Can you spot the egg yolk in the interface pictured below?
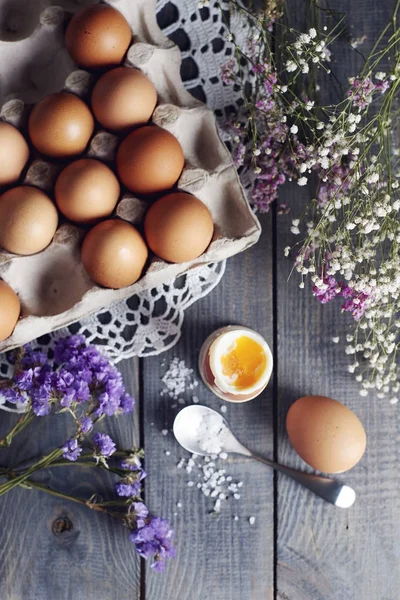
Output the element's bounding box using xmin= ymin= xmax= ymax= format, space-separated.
xmin=220 ymin=336 xmax=267 ymax=390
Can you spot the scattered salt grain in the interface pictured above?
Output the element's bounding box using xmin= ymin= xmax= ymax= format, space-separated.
xmin=177 ymin=502 xmax=182 ymax=508
xmin=161 ymin=357 xmax=196 ymax=401
xmin=162 ymin=429 xmax=168 ymax=436
xmin=178 ymin=398 xmax=185 ymax=405
xmin=175 ymin=453 xmax=245 ymax=516
xmin=234 ymin=515 xmax=239 ymax=521
xmin=192 ymin=395 xmax=199 ymax=404
xmin=220 ymin=405 xmax=227 ymax=413
xmin=249 ymin=517 xmax=256 ymax=525
xmin=165 ymin=451 xmax=171 ymax=456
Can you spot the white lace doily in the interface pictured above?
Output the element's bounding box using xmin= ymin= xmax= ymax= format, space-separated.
xmin=0 ymin=0 xmax=251 ymax=380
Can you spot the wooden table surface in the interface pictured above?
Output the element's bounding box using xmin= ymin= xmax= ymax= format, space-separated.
xmin=1 ymin=1 xmax=400 ymax=599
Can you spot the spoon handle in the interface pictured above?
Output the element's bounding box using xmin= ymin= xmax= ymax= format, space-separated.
xmin=250 ymin=453 xmax=356 ymax=508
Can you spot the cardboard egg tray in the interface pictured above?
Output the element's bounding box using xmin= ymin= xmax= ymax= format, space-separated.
xmin=0 ymin=0 xmax=261 ymax=353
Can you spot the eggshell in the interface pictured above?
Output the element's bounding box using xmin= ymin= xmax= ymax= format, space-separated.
xmin=116 ymin=126 xmax=184 ymax=195
xmin=91 ymin=67 xmax=157 ymax=132
xmin=55 ymin=158 xmax=120 ymax=224
xmin=81 ymin=219 xmax=148 ymax=289
xmin=286 ymin=395 xmax=367 ymax=473
xmin=65 ymin=4 xmax=132 ymax=69
xmin=0 ymin=280 xmax=20 ymax=342
xmin=28 ymin=92 xmax=94 ymax=158
xmin=144 ymin=192 xmax=214 ymax=262
xmin=0 ymin=186 xmax=58 ymax=255
xmin=0 ymin=122 xmax=29 ymax=186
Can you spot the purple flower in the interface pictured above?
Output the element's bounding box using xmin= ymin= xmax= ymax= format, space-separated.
xmin=220 ymin=58 xmax=236 ymax=85
xmin=80 ymin=416 xmax=93 ymax=434
xmin=3 ymin=388 xmax=25 ymax=404
xmin=62 ymin=438 xmax=82 ymax=461
xmin=312 ymin=275 xmax=341 ymax=304
xmin=21 ymin=348 xmax=47 ymax=369
xmin=130 ymin=515 xmax=175 ymax=571
xmin=115 ymin=481 xmax=141 ymax=497
xmin=120 ymin=393 xmax=134 ymax=413
xmin=340 ymin=286 xmax=372 ymax=320
xmin=54 ymin=335 xmax=87 ymax=364
xmin=93 ymin=432 xmax=116 ymax=457
xmin=133 ymin=502 xmax=149 ymax=518
xmin=347 ymin=77 xmax=375 ymax=109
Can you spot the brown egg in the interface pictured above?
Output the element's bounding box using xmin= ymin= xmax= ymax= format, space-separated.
xmin=81 ymin=219 xmax=148 ymax=289
xmin=28 ymin=93 xmax=94 ymax=158
xmin=286 ymin=395 xmax=367 ymax=473
xmin=0 ymin=280 xmax=20 ymax=341
xmin=55 ymin=159 xmax=120 ymax=224
xmin=65 ymin=4 xmax=132 ymax=69
xmin=0 ymin=186 xmax=58 ymax=255
xmin=144 ymin=192 xmax=214 ymax=263
xmin=116 ymin=126 xmax=184 ymax=195
xmin=0 ymin=122 xmax=29 ymax=186
xmin=92 ymin=67 xmax=157 ymax=132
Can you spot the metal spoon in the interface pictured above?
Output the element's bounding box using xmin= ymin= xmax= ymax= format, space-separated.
xmin=173 ymin=405 xmax=356 ymax=509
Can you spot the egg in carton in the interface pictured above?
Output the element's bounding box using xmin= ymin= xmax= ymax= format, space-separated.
xmin=0 ymin=0 xmax=261 ymax=353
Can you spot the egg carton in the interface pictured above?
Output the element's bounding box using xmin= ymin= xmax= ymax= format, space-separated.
xmin=0 ymin=0 xmax=261 ymax=353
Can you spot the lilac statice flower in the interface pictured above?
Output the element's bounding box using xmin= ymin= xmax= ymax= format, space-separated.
xmin=130 ymin=516 xmax=175 ymax=572
xmin=62 ymin=438 xmax=82 ymax=462
xmin=132 ymin=502 xmax=149 ymax=528
xmin=80 ymin=416 xmax=93 ymax=434
xmin=120 ymin=456 xmax=142 ymax=472
xmin=52 ymin=336 xmax=135 ymax=417
xmin=93 ymin=432 xmax=116 ymax=457
xmin=115 ymin=481 xmax=141 ymax=498
xmin=2 ymin=388 xmax=25 ymax=404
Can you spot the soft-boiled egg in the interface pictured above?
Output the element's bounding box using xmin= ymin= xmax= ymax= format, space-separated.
xmin=209 ymin=329 xmax=273 ymax=396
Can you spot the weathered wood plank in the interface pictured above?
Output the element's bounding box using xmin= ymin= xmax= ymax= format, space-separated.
xmin=142 ymin=214 xmax=275 ymax=600
xmin=276 ymin=2 xmax=400 ymax=598
xmin=0 ymin=359 xmax=141 ymax=600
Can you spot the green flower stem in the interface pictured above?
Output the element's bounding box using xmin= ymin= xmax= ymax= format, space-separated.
xmin=19 ymin=479 xmax=125 ymax=518
xmin=0 ymin=448 xmax=63 ymax=497
xmin=0 ymin=410 xmax=34 ymax=448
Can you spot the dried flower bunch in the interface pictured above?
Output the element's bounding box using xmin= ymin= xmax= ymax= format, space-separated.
xmin=218 ymin=0 xmax=400 ymax=400
xmin=0 ymin=336 xmax=175 ymax=572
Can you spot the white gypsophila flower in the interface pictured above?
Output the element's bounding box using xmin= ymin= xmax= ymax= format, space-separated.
xmin=291 ymin=226 xmax=300 ymax=235
xmin=253 ymin=149 xmax=261 ymax=156
xmin=332 ymin=337 xmax=340 ymax=343
xmin=253 ymin=167 xmax=261 ymax=174
xmin=286 ymin=60 xmax=297 ymax=72
xmin=284 ymin=246 xmax=290 ymax=257
xmin=299 ymin=282 xmax=305 ymax=289
xmin=375 ymin=71 xmax=386 ymax=80
xmin=298 ymin=176 xmax=308 ymax=186
xmin=367 ymin=172 xmax=380 ymax=184
xmin=309 ymin=28 xmax=317 ymax=39
xmin=359 ymin=389 xmax=368 ymax=397
xmin=290 ymin=124 xmax=299 ymax=134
